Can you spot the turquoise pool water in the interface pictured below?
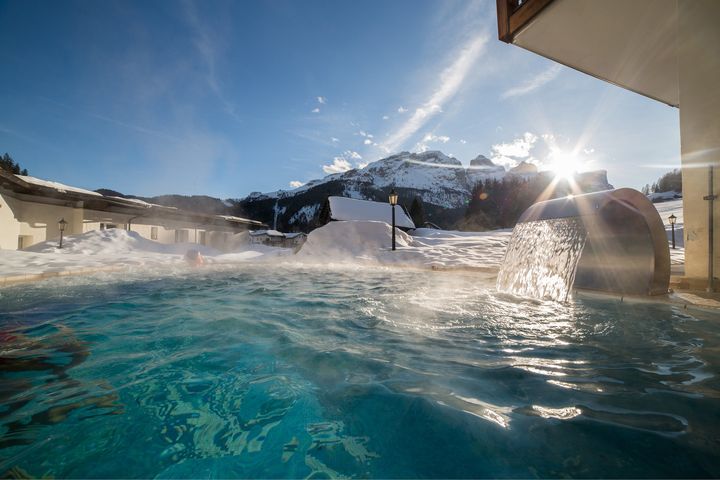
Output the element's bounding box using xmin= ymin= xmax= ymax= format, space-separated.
xmin=1 ymin=266 xmax=719 ymax=478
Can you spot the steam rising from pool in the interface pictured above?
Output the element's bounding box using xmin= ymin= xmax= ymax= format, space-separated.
xmin=496 ymin=217 xmax=587 ymax=302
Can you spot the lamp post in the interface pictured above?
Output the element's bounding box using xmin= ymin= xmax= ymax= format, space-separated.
xmin=389 ymin=188 xmax=398 ymax=251
xmin=58 ymin=218 xmax=68 ymax=249
xmin=668 ymin=214 xmax=677 ymax=249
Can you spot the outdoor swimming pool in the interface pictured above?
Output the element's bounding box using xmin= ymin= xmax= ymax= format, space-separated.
xmin=1 ymin=265 xmax=719 ymax=478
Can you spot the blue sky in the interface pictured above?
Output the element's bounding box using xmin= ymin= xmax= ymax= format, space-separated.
xmin=0 ymin=0 xmax=680 ymax=198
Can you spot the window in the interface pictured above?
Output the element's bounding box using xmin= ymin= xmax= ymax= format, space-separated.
xmin=151 ymin=226 xmax=158 ymax=240
xmin=198 ymin=231 xmax=206 ymax=245
xmin=175 ymin=230 xmax=188 ymax=243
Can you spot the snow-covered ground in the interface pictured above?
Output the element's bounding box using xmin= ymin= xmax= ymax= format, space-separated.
xmin=0 ymin=222 xmax=511 ymax=284
xmin=296 ymin=221 xmax=511 ymax=271
xmin=0 ymin=229 xmax=291 ymax=282
xmin=655 ymin=199 xmax=684 ymax=267
xmin=0 ymin=198 xmax=685 ymax=285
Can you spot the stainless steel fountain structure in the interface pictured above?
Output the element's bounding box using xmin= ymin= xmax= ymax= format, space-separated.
xmin=512 ymin=188 xmax=670 ymax=296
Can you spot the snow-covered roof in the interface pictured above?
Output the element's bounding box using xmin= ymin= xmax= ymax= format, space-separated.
xmin=328 ymin=196 xmax=415 ymax=229
xmin=17 ymin=175 xmax=103 ymax=197
xmin=250 ymin=229 xmax=286 ymax=237
xmin=108 ymin=196 xmax=152 ymax=207
xmin=249 ymin=229 xmax=305 ymax=238
xmin=284 ymin=232 xmax=306 ymax=239
xmin=218 ymin=214 xmax=263 ymax=225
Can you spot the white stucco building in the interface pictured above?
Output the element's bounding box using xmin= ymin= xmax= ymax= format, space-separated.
xmin=0 ymin=169 xmax=265 ymax=251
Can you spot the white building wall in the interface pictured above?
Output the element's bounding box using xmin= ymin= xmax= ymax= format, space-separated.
xmin=1 ymin=193 xmax=83 ymax=249
xmin=0 ymin=194 xmax=21 ymax=250
xmin=1 ymin=191 xmax=253 ymax=251
xmin=678 ymin=0 xmax=720 ymax=289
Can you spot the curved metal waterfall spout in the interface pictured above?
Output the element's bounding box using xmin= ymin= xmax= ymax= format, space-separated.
xmin=514 ymin=188 xmax=670 ymax=296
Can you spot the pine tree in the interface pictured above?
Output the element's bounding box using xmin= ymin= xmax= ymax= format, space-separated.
xmin=317 ymin=198 xmax=332 ymax=227
xmin=0 ymin=153 xmax=29 ymax=175
xmin=657 ymin=169 xmax=682 ymax=193
xmin=409 ymin=196 xmax=425 ymax=227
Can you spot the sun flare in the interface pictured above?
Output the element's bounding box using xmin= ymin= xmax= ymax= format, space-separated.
xmin=549 ymin=150 xmax=581 ymax=181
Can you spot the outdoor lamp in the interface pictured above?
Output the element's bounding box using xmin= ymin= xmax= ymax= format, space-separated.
xmin=389 ymin=189 xmax=398 ymax=251
xmin=389 ymin=189 xmax=398 ymax=206
xmin=58 ymin=218 xmax=68 ymax=249
xmin=668 ymin=214 xmax=677 ymax=249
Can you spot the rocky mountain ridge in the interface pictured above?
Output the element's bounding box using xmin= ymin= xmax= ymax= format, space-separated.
xmin=237 ymin=150 xmax=613 ymax=231
xmin=100 ymin=150 xmax=613 ymax=231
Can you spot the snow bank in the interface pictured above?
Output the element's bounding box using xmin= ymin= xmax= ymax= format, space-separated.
xmin=0 ymin=228 xmax=293 ymax=284
xmin=297 ymin=221 xmax=413 ymax=261
xmin=25 ymin=229 xmax=221 ymax=256
xmin=652 ymin=199 xmax=684 ymax=265
xmin=296 ymin=220 xmax=510 ymax=271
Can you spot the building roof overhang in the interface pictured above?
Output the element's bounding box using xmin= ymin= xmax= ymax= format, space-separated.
xmin=497 ymin=0 xmax=679 ymax=107
xmin=0 ymin=169 xmax=267 ymax=231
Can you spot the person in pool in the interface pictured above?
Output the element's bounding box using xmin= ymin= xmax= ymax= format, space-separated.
xmin=184 ymin=249 xmax=204 ymax=266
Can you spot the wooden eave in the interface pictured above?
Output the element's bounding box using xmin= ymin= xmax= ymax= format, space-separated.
xmin=497 ymin=0 xmax=556 ymax=43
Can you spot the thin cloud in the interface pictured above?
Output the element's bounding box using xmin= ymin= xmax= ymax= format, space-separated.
xmin=40 ymin=96 xmax=182 ymax=143
xmin=317 ymin=96 xmax=327 ymax=104
xmin=89 ymin=112 xmax=183 ymax=143
xmin=397 ymin=106 xmax=408 ymax=113
xmin=311 ymin=107 xmax=320 ymax=113
xmin=0 ymin=125 xmax=43 ymax=144
xmin=501 ymin=64 xmax=562 ymax=99
xmin=382 ymin=33 xmax=489 ymax=154
xmin=182 ymin=0 xmax=240 ymax=121
xmin=289 ymin=180 xmax=304 ymax=188
xmin=382 ymin=115 xmax=390 ymax=120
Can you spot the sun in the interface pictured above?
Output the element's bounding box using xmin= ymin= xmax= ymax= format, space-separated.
xmin=548 ymin=150 xmax=581 ymax=181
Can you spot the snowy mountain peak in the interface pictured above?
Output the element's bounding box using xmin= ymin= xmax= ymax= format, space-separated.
xmin=470 ymin=155 xmax=505 ymax=170
xmin=469 ymin=154 xmax=497 ymax=168
xmin=241 ymin=151 xmax=613 ymax=226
